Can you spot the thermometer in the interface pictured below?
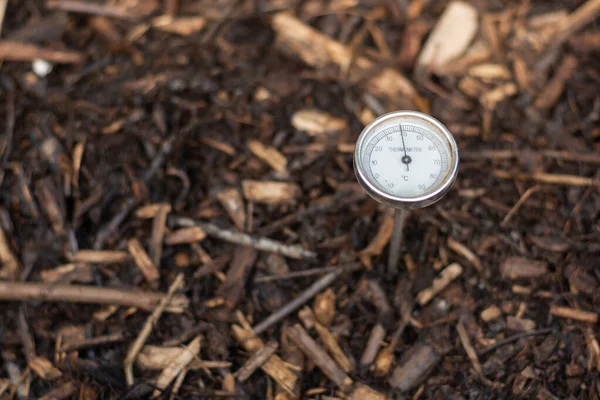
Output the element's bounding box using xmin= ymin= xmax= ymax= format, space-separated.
xmin=354 ymin=111 xmax=459 ymax=273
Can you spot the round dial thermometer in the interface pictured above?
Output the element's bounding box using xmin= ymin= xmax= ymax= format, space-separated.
xmin=354 ymin=111 xmax=459 ymax=209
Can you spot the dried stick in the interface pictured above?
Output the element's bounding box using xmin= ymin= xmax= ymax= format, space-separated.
xmin=124 ymin=273 xmax=184 ymax=386
xmin=235 ymin=341 xmax=279 ymax=382
xmin=0 ymin=40 xmax=83 ymax=63
xmin=500 ymin=185 xmax=541 ymax=227
xmin=59 ymin=331 xmax=125 ymax=353
xmin=0 ymin=281 xmax=188 ymax=313
xmin=550 ymin=305 xmax=598 ymax=324
xmin=477 ymin=328 xmax=554 ymax=356
xmin=170 ymin=216 xmax=316 ymax=259
xmin=46 ymin=0 xmax=139 ymax=20
xmin=94 ymin=136 xmax=176 ymax=249
xmin=456 ymin=320 xmax=482 ymax=375
xmin=493 ymin=170 xmax=597 ymax=186
xmin=253 ymin=270 xmax=343 ymax=335
xmin=360 ymin=323 xmax=385 ymax=368
xmin=254 ymin=263 xmax=361 ymax=283
xmin=257 ymin=190 xmax=363 ymax=236
xmin=286 ymin=324 xmax=353 ymax=393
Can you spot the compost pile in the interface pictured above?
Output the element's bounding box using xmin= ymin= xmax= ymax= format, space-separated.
xmin=0 ymin=0 xmax=599 ymax=398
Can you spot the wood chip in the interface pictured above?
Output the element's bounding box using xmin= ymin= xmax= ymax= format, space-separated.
xmin=389 ymin=343 xmax=441 ymax=391
xmin=506 ymin=316 xmax=536 ymax=332
xmin=314 ymin=321 xmax=353 ymax=373
xmin=447 ymin=237 xmax=482 ymax=272
xmin=0 ymin=226 xmax=21 ymax=280
xmin=500 ymin=257 xmax=548 ymax=280
xmin=359 ymin=210 xmax=394 ymax=269
xmin=291 ymin=109 xmax=348 ymax=136
xmin=313 ymin=288 xmax=336 ymax=327
xmin=286 ymin=324 xmax=353 ymax=393
xmin=533 ymin=55 xmax=578 ymax=110
xmin=136 ymin=203 xmax=169 ymax=219
xmin=232 ymin=322 xmax=297 ymax=395
xmin=248 ymin=140 xmax=287 ymax=173
xmin=0 ymin=40 xmax=84 ymax=63
xmin=235 ymin=340 xmax=279 ymax=382
xmin=271 ymin=12 xmax=419 ymax=109
xmin=165 ymin=227 xmax=207 ymax=245
xmin=153 ymin=336 xmax=201 ymax=397
xmin=128 ymin=238 xmax=159 ymax=282
xmin=40 ymin=263 xmax=93 ymax=284
xmin=28 ymin=356 xmax=62 ymax=381
xmin=348 ymin=384 xmax=386 ymax=400
xmin=242 ymin=180 xmax=301 ymax=205
xmin=150 ymin=203 xmax=170 ymax=267
xmin=70 ymin=250 xmax=130 ymax=264
xmin=480 ymin=83 xmax=518 ymax=108
xmin=416 ymin=263 xmax=463 ymax=305
xmin=468 ymin=63 xmax=512 ymax=80
xmin=216 ymin=188 xmax=246 ymax=231
xmin=480 ymin=305 xmax=502 ymax=322
xmin=416 ymin=1 xmax=479 ymax=72
xmin=151 ymin=15 xmax=206 ymax=36
xmin=550 ymin=305 xmax=598 ymax=324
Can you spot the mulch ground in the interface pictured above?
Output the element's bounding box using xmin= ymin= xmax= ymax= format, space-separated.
xmin=1 ymin=0 xmax=600 ymax=399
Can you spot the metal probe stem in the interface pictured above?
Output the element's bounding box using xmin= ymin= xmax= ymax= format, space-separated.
xmin=388 ymin=208 xmax=408 ymax=275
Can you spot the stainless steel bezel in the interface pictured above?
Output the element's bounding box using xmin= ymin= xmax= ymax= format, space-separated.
xmin=353 ymin=110 xmax=459 ymax=210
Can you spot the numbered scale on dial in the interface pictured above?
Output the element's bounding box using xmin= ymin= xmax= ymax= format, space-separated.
xmin=354 ymin=111 xmax=459 ymax=210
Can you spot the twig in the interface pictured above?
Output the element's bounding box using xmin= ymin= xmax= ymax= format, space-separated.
xmin=58 ymin=331 xmax=125 ymax=353
xmin=124 ymin=273 xmax=185 ymax=386
xmin=286 ymin=324 xmax=353 ymax=393
xmin=235 ymin=341 xmax=279 ymax=382
xmin=252 ymin=270 xmax=344 ymax=335
xmin=500 ymin=185 xmax=541 ymax=227
xmin=459 ymin=149 xmax=600 ymax=164
xmin=0 ymin=40 xmax=84 ymax=63
xmin=0 ymin=281 xmax=188 ymax=312
xmin=477 ymin=328 xmax=553 ymax=357
xmin=153 ymin=336 xmax=200 ymax=397
xmin=45 ymin=0 xmax=139 ymax=20
xmin=170 ymin=216 xmax=316 ymax=259
xmin=550 ymin=305 xmax=598 ymax=324
xmin=257 ymin=190 xmax=363 ymax=236
xmin=254 ymin=263 xmax=361 ymax=283
xmin=416 ymin=263 xmax=463 ymax=305
xmin=94 ymin=136 xmax=176 ymax=249
xmin=493 ymin=170 xmax=597 ymax=186
xmin=456 ymin=320 xmax=482 ymax=375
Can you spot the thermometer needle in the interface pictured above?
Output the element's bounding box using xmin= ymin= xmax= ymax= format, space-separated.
xmin=399 ymin=124 xmax=411 ymax=171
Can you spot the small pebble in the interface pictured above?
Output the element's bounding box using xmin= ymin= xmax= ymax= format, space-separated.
xmin=32 ymin=59 xmax=53 ymax=77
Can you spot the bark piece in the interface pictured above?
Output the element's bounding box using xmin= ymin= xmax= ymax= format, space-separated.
xmin=480 ymin=305 xmax=502 ymax=322
xmin=28 ymin=356 xmax=62 ymax=380
xmin=506 ymin=316 xmax=536 ymax=332
xmin=220 ymin=247 xmax=257 ymax=309
xmin=389 ymin=343 xmax=441 ymax=391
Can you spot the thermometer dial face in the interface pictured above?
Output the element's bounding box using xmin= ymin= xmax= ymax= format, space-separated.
xmin=354 ymin=111 xmax=459 ymax=210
